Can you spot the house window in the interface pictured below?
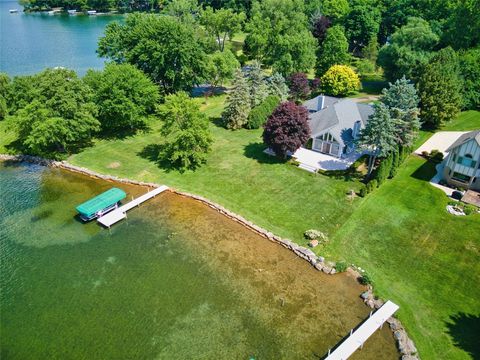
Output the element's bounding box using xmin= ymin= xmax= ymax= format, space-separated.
xmin=457 ymin=155 xmax=477 ymax=168
xmin=331 ymin=143 xmax=340 ymax=155
xmin=452 ymin=172 xmax=471 ymax=183
xmin=452 ymin=153 xmax=456 ymax=162
xmin=353 ymin=121 xmax=361 ymax=138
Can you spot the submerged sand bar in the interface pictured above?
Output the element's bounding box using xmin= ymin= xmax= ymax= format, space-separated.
xmin=98 ymin=185 xmax=169 ymax=227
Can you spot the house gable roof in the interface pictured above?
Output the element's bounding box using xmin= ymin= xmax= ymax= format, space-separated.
xmin=446 ymin=129 xmax=480 ymax=152
xmin=305 ymin=96 xmax=374 ymax=148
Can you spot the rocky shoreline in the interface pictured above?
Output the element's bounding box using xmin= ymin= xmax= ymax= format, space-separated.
xmin=0 ymin=153 xmax=419 ymax=359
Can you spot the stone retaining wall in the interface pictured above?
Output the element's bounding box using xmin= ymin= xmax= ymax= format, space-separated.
xmin=0 ymin=153 xmax=419 ymax=359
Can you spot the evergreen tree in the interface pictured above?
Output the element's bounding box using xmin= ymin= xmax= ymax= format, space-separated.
xmin=222 ymin=70 xmax=251 ymax=129
xmin=316 ymin=25 xmax=350 ymax=77
xmin=418 ymin=47 xmax=462 ymax=129
xmin=356 ymin=103 xmax=397 ymax=176
xmin=266 ymin=73 xmax=289 ymax=101
xmin=247 ymin=61 xmax=269 ymax=107
xmin=381 ymin=76 xmax=421 ymax=147
xmin=389 ymin=147 xmax=400 ymax=178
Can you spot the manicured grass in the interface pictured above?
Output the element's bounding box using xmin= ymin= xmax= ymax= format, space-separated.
xmin=69 ymin=96 xmax=364 ymax=244
xmin=328 ymin=156 xmax=480 ymax=359
xmin=443 ymin=110 xmax=480 ymax=131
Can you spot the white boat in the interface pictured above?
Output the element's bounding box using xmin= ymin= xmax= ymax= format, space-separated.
xmin=87 ymin=10 xmax=97 ymax=15
xmin=9 ymin=9 xmax=18 ymax=13
xmin=67 ymin=9 xmax=77 ymax=15
xmin=47 ymin=10 xmax=55 ymax=15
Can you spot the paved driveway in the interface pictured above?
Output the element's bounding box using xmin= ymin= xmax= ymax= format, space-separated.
xmin=415 ymin=131 xmax=468 ymax=155
xmin=292 ymin=147 xmax=362 ymax=171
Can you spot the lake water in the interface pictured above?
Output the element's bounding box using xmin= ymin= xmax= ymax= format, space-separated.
xmin=0 ymin=161 xmax=399 ymax=359
xmin=0 ymin=0 xmax=122 ymax=75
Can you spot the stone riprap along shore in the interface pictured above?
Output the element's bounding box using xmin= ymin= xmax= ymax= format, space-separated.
xmin=0 ymin=153 xmax=419 ymax=359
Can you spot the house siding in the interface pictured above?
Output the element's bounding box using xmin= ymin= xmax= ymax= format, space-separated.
xmin=443 ymin=138 xmax=480 ymax=190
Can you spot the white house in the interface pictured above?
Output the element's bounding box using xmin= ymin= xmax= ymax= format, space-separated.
xmin=303 ymin=95 xmax=373 ymax=158
xmin=443 ymin=129 xmax=480 ymax=191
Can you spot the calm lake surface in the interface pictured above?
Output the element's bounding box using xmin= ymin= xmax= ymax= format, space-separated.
xmin=0 ymin=162 xmax=399 ymax=359
xmin=0 ymin=0 xmax=122 ymax=75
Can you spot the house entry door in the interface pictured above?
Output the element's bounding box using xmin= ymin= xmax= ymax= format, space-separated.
xmin=322 ymin=142 xmax=331 ymax=154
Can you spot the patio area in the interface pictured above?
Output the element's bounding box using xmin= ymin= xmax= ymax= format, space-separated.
xmin=292 ymin=147 xmax=362 ymax=172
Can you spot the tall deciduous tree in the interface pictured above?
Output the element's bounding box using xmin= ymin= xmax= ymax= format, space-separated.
xmin=377 ymin=17 xmax=439 ymax=82
xmin=200 ymin=6 xmax=245 ymax=52
xmin=311 ymin=14 xmax=332 ymax=46
xmin=320 ymin=0 xmax=349 ymax=23
xmin=98 ymin=14 xmax=208 ymax=94
xmin=222 ymin=70 xmax=251 ymax=129
xmin=442 ymin=0 xmax=480 ymax=50
xmin=263 ymin=101 xmax=310 ymax=158
xmin=381 ymin=76 xmax=421 ymax=147
xmin=459 ymin=48 xmax=480 ymax=110
xmin=344 ymin=0 xmax=381 ymax=54
xmin=244 ymin=0 xmax=317 ymax=75
xmin=8 ymin=68 xmax=100 ymax=157
xmin=321 ymin=65 xmax=360 ymax=96
xmin=157 ymin=92 xmax=212 ymax=171
xmin=418 ymin=47 xmax=462 ymax=129
xmin=315 ymin=25 xmax=350 ymax=77
xmin=84 ymin=63 xmax=159 ymax=135
xmin=205 ymin=50 xmax=240 ymax=90
xmin=164 ymin=0 xmax=199 ymax=23
xmin=356 ymin=103 xmax=397 ymax=176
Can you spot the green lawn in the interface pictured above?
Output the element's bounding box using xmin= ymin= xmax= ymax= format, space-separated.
xmin=443 ymin=110 xmax=480 ymax=131
xmin=328 ymin=156 xmax=480 ymax=359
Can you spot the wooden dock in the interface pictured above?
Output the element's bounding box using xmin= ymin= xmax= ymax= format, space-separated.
xmin=325 ymin=300 xmax=399 ymax=360
xmin=97 ymin=185 xmax=169 ymax=227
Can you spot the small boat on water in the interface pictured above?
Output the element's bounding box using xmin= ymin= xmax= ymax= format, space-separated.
xmin=9 ymin=9 xmax=18 ymax=13
xmin=87 ymin=10 xmax=97 ymax=15
xmin=76 ymin=187 xmax=126 ymax=222
xmin=47 ymin=10 xmax=55 ymax=15
xmin=67 ymin=9 xmax=77 ymax=15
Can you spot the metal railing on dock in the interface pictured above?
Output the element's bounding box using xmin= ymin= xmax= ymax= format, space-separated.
xmin=97 ymin=185 xmax=169 ymax=228
xmin=325 ymin=300 xmax=399 ymax=360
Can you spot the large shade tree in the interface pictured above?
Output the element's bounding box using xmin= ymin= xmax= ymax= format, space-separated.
xmin=377 ymin=17 xmax=439 ymax=82
xmin=458 ymin=48 xmax=480 ymax=110
xmin=262 ymin=101 xmax=310 ymax=158
xmin=157 ymin=92 xmax=213 ymax=171
xmin=418 ymin=47 xmax=462 ymax=129
xmin=321 ymin=65 xmax=360 ymax=96
xmin=244 ymin=0 xmax=317 ymax=75
xmin=8 ymin=68 xmax=100 ymax=157
xmin=200 ymin=6 xmax=246 ymax=52
xmin=344 ymin=0 xmax=381 ymax=53
xmin=84 ymin=63 xmax=159 ymax=135
xmin=98 ymin=14 xmax=208 ymax=94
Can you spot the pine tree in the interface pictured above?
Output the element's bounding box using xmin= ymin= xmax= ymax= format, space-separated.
xmin=222 ymin=70 xmax=251 ymax=129
xmin=381 ymin=76 xmax=421 ymax=147
xmin=389 ymin=147 xmax=399 ymax=178
xmin=418 ymin=47 xmax=462 ymax=129
xmin=356 ymin=103 xmax=397 ymax=176
xmin=247 ymin=61 xmax=269 ymax=107
xmin=316 ymin=25 xmax=350 ymax=77
xmin=266 ymin=72 xmax=289 ymax=101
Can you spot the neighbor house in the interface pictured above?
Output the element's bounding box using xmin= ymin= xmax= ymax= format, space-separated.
xmin=443 ymin=129 xmax=480 ymax=190
xmin=303 ymin=95 xmax=373 ymax=158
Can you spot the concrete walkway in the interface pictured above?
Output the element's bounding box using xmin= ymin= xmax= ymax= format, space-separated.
xmin=292 ymin=148 xmax=362 ymax=171
xmin=415 ymin=131 xmax=468 ymax=155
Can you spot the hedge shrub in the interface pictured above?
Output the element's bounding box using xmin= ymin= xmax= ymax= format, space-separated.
xmin=245 ymin=95 xmax=280 ymax=129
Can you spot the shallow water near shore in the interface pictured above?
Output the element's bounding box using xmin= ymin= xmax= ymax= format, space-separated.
xmin=0 ymin=162 xmax=398 ymax=359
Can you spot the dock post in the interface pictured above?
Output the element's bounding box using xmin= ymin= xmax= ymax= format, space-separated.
xmin=360 ymin=342 xmax=364 ymax=350
xmin=350 ymin=329 xmax=353 ymax=336
xmin=328 ymin=349 xmax=331 ymax=356
xmin=369 ymin=311 xmax=372 ymax=318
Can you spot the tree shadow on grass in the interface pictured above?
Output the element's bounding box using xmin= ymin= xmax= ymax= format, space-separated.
xmin=99 ymin=122 xmax=152 ymax=140
xmin=410 ymin=159 xmax=437 ymax=181
xmin=446 ymin=313 xmax=480 ymax=359
xmin=211 ymin=117 xmax=225 ymax=128
xmin=244 ymin=142 xmax=285 ymax=164
xmin=137 ymin=144 xmax=185 ymax=173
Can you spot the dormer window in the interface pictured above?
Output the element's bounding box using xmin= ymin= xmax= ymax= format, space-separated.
xmin=457 ymin=154 xmax=477 ymax=168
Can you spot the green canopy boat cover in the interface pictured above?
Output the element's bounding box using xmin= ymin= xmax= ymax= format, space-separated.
xmin=76 ymin=187 xmax=126 ymax=217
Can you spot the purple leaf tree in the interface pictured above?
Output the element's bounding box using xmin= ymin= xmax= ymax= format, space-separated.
xmin=263 ymin=101 xmax=311 ymax=158
xmin=288 ymin=72 xmax=311 ymax=101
